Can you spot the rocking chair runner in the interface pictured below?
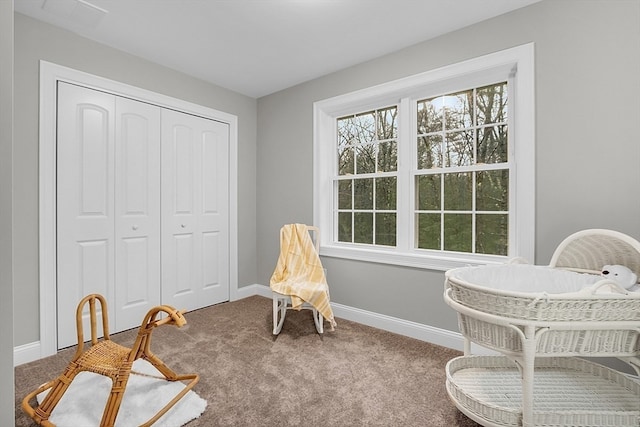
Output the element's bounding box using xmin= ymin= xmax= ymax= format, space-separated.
xmin=22 ymin=294 xmax=199 ymax=427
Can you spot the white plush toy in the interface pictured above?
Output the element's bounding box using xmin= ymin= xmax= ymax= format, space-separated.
xmin=601 ymin=265 xmax=638 ymax=290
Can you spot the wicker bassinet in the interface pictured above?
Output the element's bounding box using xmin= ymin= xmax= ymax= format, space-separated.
xmin=443 ymin=229 xmax=640 ymax=427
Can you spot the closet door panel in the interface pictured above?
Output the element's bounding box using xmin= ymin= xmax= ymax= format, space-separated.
xmin=174 ymin=125 xmax=195 ymax=214
xmin=77 ymin=241 xmax=110 ymax=296
xmin=162 ymin=109 xmax=229 ymax=310
xmin=202 ymin=231 xmax=220 ymax=288
xmin=172 ymin=234 xmax=195 ymax=296
xmin=57 ymin=82 xmax=116 ymax=348
xmin=114 ymin=97 xmax=161 ymax=330
xmin=200 ymin=129 xmax=227 ymax=291
xmin=120 ymin=237 xmax=151 ymax=300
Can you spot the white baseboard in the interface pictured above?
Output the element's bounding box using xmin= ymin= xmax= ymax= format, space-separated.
xmin=249 ymin=284 xmax=494 ymax=354
xmin=235 ymin=283 xmax=270 ymax=300
xmin=14 ymin=341 xmax=43 ymax=367
xmin=333 ymin=301 xmax=464 ymax=350
xmin=15 ymin=284 xmax=490 ymax=366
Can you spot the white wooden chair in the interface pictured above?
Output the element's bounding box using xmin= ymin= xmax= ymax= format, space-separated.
xmin=272 ymin=225 xmax=328 ymax=335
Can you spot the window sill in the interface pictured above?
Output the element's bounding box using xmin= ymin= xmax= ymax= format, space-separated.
xmin=319 ymin=244 xmax=510 ymax=272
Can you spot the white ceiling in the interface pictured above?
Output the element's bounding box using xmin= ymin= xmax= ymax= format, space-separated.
xmin=15 ymin=0 xmax=541 ymax=98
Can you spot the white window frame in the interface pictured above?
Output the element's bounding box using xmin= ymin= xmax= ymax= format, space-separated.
xmin=313 ymin=43 xmax=535 ymax=271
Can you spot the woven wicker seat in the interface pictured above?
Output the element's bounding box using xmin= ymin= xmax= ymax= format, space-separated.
xmin=22 ymin=294 xmax=199 ymax=427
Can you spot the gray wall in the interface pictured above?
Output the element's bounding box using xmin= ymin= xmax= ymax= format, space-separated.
xmin=1 ymin=2 xmax=15 ymax=425
xmin=13 ymin=13 xmax=258 ymax=346
xmin=256 ymin=0 xmax=640 ymax=331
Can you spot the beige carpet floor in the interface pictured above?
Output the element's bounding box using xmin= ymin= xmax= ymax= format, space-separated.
xmin=15 ymin=295 xmax=480 ymax=426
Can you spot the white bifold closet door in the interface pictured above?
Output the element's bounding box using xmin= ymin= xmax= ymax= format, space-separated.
xmin=56 ymin=83 xmax=229 ymax=348
xmin=160 ymin=109 xmax=230 ymax=311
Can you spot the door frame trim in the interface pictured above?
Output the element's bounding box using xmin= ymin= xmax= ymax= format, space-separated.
xmin=39 ymin=60 xmax=239 ymax=357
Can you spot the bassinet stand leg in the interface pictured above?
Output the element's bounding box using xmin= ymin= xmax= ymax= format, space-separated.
xmin=507 ymin=323 xmax=537 ymax=427
xmin=520 ymin=325 xmax=537 ymax=427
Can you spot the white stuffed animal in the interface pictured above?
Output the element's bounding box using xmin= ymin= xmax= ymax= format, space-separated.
xmin=601 ymin=265 xmax=638 ymax=290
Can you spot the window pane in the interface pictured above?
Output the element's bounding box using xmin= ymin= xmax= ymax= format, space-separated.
xmin=417 ymin=99 xmax=442 ymax=134
xmin=476 ymin=214 xmax=508 ymax=255
xmin=416 ymin=174 xmax=441 ymax=210
xmin=444 ymin=90 xmax=473 ymax=130
xmin=353 ymin=178 xmax=373 ymax=209
xmin=338 ymin=212 xmax=352 ymax=242
xmin=445 ymin=130 xmax=473 ymax=167
xmin=444 ymin=173 xmax=472 ymax=210
xmin=354 ymin=212 xmax=373 ymax=244
xmin=417 ymin=135 xmax=443 ymax=169
xmin=338 ymin=179 xmax=352 ymax=209
xmin=377 ymin=107 xmax=397 ymax=139
xmin=443 ymin=214 xmax=472 ymax=252
xmin=338 ymin=145 xmax=354 ymax=175
xmin=476 ymin=170 xmax=509 ymax=211
xmin=377 ymin=140 xmax=397 ymax=172
xmin=416 ymin=213 xmax=441 ymax=250
xmin=477 ymin=125 xmax=508 ymax=164
xmin=477 ymin=82 xmax=507 ymax=125
xmin=355 ymin=111 xmax=376 ymax=143
xmin=355 ymin=144 xmax=376 ymax=174
xmin=375 ymin=177 xmax=396 ymax=210
xmin=337 ymin=116 xmax=357 ymax=146
xmin=375 ymin=213 xmax=396 ymax=246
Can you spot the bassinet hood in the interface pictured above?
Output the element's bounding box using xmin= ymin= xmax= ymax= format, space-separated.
xmin=549 ymin=229 xmax=640 ymax=279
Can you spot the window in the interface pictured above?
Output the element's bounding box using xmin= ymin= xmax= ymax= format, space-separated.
xmin=336 ymin=107 xmax=398 ymax=246
xmin=314 ymin=44 xmax=534 ymax=271
xmin=415 ymin=83 xmax=509 ymax=255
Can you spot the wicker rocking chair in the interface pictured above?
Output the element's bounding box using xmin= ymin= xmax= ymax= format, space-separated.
xmin=22 ymin=294 xmax=199 ymax=427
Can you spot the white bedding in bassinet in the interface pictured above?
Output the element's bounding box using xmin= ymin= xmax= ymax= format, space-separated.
xmin=451 ymin=264 xmax=608 ymax=294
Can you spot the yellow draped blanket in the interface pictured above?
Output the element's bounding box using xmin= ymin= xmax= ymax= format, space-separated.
xmin=270 ymin=224 xmax=336 ymax=330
